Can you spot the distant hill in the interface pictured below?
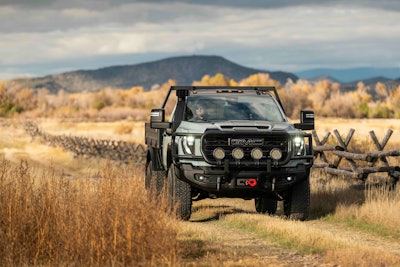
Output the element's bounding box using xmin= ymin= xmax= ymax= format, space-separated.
xmin=302 ymin=75 xmax=342 ymax=84
xmin=303 ymin=74 xmax=400 ymax=91
xmin=341 ymin=76 xmax=400 ymax=92
xmin=7 ymin=55 xmax=298 ymax=93
xmin=296 ymin=67 xmax=400 ymax=83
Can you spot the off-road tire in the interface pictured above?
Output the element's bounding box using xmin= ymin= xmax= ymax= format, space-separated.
xmin=145 ymin=160 xmax=166 ymax=196
xmin=283 ymin=177 xmax=310 ymax=221
xmin=167 ymin=164 xmax=192 ymax=220
xmin=255 ymin=195 xmax=277 ymax=215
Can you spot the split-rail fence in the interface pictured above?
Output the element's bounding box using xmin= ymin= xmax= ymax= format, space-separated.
xmin=24 ymin=122 xmax=399 ymax=187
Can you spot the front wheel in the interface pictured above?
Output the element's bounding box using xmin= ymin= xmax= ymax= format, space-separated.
xmin=283 ymin=177 xmax=310 ymax=221
xmin=255 ymin=195 xmax=277 ymax=215
xmin=167 ymin=164 xmax=192 ymax=220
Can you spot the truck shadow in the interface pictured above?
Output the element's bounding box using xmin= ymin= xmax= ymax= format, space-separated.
xmin=190 ymin=204 xmax=250 ymax=222
xmin=189 ymin=179 xmax=391 ymax=222
xmin=310 ymin=182 xmax=367 ymax=219
xmin=190 ymin=184 xmax=372 ymax=222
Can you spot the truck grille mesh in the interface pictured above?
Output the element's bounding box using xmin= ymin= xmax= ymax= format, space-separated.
xmin=201 ymin=132 xmax=290 ymax=166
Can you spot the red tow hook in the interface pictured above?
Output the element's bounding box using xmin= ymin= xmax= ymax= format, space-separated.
xmin=246 ymin=178 xmax=257 ymax=187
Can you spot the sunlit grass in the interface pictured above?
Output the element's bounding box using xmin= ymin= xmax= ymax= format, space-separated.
xmin=330 ymin=186 xmax=400 ymax=238
xmin=0 ymin=159 xmax=178 ymax=266
xmin=221 ymin=214 xmax=400 ymax=267
xmin=1 ymin=117 xmax=400 ymax=266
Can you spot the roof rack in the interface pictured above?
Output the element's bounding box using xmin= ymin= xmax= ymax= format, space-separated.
xmin=162 ymin=86 xmax=284 ymax=112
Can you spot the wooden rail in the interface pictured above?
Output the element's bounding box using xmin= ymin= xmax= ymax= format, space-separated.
xmin=24 ymin=121 xmax=146 ymax=164
xmin=312 ymin=128 xmax=400 ymax=188
xmin=24 ymin=121 xmax=400 ymax=187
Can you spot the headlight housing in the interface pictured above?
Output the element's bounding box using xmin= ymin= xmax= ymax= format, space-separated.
xmin=181 ymin=136 xmax=196 ymax=155
xmin=293 ymin=136 xmax=305 ymax=156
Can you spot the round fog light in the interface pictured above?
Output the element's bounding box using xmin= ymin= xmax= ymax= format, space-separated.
xmin=270 ymin=148 xmax=283 ymax=160
xmin=232 ymin=148 xmax=244 ymax=160
xmin=213 ymin=147 xmax=225 ymax=160
xmin=251 ymin=148 xmax=263 ymax=160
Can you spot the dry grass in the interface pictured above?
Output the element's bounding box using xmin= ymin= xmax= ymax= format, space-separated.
xmin=315 ymin=117 xmax=400 ymax=143
xmin=1 ymin=117 xmax=400 ymax=266
xmin=334 ymin=186 xmax=400 ymax=236
xmin=0 ymin=159 xmax=178 ymax=266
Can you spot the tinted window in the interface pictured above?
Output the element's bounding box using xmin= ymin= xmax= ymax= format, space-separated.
xmin=185 ymin=95 xmax=285 ymax=122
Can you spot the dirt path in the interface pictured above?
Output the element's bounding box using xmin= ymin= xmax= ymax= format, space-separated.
xmin=181 ymin=221 xmax=333 ymax=267
xmin=307 ymin=220 xmax=400 ymax=256
xmin=178 ymin=199 xmax=400 ymax=266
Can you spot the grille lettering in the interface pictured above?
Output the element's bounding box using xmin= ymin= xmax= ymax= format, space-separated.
xmin=228 ymin=138 xmax=264 ymax=146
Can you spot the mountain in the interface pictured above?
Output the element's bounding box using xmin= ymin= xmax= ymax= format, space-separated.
xmin=296 ymin=67 xmax=400 ymax=83
xmin=341 ymin=76 xmax=400 ymax=92
xmin=301 ymin=75 xmax=342 ymax=84
xmin=7 ymin=55 xmax=298 ymax=93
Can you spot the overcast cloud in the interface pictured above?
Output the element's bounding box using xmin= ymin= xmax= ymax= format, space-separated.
xmin=1 ymin=0 xmax=399 ymax=79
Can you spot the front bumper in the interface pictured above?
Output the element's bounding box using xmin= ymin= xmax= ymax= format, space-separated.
xmin=179 ymin=160 xmax=312 ymax=196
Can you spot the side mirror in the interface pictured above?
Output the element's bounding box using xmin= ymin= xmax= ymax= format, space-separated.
xmin=150 ymin=109 xmax=171 ymax=129
xmin=294 ymin=110 xmax=314 ymax=130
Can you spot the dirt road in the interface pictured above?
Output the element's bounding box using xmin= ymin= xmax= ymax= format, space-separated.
xmin=178 ymin=199 xmax=400 ymax=267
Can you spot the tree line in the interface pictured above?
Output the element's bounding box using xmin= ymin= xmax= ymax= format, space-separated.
xmin=1 ymin=73 xmax=400 ymax=120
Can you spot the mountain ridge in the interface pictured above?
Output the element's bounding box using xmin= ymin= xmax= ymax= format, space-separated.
xmin=7 ymin=55 xmax=297 ymax=93
xmin=5 ymin=55 xmax=400 ymax=94
xmin=296 ymin=67 xmax=400 ymax=83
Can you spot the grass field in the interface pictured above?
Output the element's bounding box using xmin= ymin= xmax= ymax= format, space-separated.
xmin=0 ymin=117 xmax=399 ymax=266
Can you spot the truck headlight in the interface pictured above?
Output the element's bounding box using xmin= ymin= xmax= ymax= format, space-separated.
xmin=182 ymin=136 xmax=196 ymax=154
xmin=293 ymin=136 xmax=305 ymax=156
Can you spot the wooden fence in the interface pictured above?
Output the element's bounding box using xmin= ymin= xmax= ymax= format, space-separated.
xmin=24 ymin=121 xmax=399 ymax=186
xmin=312 ymin=129 xmax=400 ymax=187
xmin=24 ymin=121 xmax=146 ymax=164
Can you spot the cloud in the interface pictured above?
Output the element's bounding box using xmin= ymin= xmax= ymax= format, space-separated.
xmin=0 ymin=1 xmax=399 ymax=79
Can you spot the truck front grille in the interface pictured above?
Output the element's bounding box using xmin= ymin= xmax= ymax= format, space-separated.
xmin=201 ymin=131 xmax=290 ymax=166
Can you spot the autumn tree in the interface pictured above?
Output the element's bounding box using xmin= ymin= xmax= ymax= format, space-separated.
xmin=279 ymin=79 xmax=313 ymax=118
xmin=387 ymin=85 xmax=400 ymax=118
xmin=375 ymin=82 xmax=388 ymax=102
xmin=239 ymin=73 xmax=281 ymax=88
xmin=14 ymin=88 xmax=37 ymax=111
xmin=193 ymin=73 xmax=236 ymax=86
xmin=354 ymin=82 xmax=372 ymax=118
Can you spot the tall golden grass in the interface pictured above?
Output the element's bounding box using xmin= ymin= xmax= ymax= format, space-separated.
xmin=0 ymin=158 xmax=177 ymax=266
xmin=1 ymin=118 xmax=400 ymax=266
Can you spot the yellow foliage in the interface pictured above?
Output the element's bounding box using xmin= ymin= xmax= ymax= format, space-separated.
xmin=193 ymin=73 xmax=233 ymax=86
xmin=239 ymin=73 xmax=281 ymax=88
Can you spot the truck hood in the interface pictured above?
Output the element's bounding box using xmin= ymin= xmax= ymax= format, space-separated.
xmin=177 ymin=120 xmax=297 ymax=134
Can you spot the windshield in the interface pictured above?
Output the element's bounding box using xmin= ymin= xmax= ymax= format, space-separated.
xmin=185 ymin=95 xmax=285 ymax=122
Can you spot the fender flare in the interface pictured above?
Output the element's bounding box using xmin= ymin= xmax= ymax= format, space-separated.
xmin=147 ymin=147 xmax=163 ymax=171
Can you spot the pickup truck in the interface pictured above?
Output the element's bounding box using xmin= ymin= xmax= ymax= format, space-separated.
xmin=145 ymin=86 xmax=314 ymax=220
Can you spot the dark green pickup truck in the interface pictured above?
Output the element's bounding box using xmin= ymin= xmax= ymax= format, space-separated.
xmin=145 ymin=86 xmax=314 ymax=221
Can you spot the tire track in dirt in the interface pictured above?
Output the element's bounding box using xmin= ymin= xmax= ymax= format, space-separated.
xmin=180 ymin=199 xmax=400 ymax=266
xmin=184 ymin=221 xmax=334 ymax=267
xmin=306 ymin=220 xmax=400 ymax=256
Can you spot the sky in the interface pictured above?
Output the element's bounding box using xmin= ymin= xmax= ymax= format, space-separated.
xmin=1 ymin=0 xmax=400 ymax=80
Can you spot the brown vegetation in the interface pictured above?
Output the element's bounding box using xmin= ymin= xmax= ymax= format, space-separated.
xmin=1 ymin=118 xmax=400 ymax=266
xmin=2 ymin=73 xmax=400 ymax=120
xmin=0 ymin=159 xmax=178 ymax=266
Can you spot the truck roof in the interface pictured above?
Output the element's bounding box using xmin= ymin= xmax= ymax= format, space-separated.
xmin=163 ymin=86 xmax=284 ymax=111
